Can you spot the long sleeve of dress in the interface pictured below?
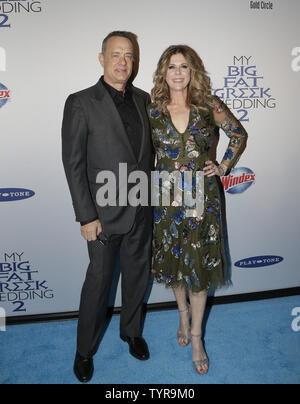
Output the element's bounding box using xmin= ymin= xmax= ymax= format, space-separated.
xmin=212 ymin=96 xmax=248 ymax=173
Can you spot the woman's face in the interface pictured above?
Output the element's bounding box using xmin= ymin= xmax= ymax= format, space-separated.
xmin=165 ymin=53 xmax=191 ymax=93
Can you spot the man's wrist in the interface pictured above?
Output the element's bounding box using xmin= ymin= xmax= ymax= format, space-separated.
xmin=80 ymin=217 xmax=99 ymax=227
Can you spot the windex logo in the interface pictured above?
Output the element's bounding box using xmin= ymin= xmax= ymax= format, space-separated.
xmin=0 ymin=82 xmax=10 ymax=109
xmin=222 ymin=167 xmax=255 ymax=194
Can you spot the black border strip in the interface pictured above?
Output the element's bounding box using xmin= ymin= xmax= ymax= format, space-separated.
xmin=6 ymin=286 xmax=300 ymax=325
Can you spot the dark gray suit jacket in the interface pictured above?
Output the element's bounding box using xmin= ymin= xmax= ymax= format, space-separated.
xmin=62 ymin=79 xmax=153 ymax=235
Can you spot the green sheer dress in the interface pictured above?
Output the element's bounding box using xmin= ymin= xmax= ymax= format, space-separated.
xmin=147 ymin=96 xmax=247 ymax=293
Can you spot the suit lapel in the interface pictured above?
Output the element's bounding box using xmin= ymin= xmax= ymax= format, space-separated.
xmin=93 ymin=80 xmax=137 ymax=162
xmin=132 ymin=91 xmax=147 ymax=163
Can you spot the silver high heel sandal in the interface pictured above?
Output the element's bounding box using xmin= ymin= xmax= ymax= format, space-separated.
xmin=177 ymin=306 xmax=191 ymax=347
xmin=191 ymin=334 xmax=209 ymax=374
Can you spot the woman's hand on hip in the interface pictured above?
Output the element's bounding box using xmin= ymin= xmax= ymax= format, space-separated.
xmin=203 ymin=161 xmax=227 ymax=177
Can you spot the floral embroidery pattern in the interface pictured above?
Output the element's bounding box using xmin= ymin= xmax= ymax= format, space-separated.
xmin=148 ymin=97 xmax=247 ymax=292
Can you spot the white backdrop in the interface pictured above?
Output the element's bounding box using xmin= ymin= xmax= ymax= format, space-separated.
xmin=0 ymin=0 xmax=299 ymax=317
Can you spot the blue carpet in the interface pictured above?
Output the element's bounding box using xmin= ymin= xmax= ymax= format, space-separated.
xmin=0 ymin=296 xmax=300 ymax=384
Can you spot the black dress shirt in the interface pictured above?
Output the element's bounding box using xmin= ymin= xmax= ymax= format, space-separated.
xmin=81 ymin=77 xmax=143 ymax=226
xmin=100 ymin=76 xmax=142 ymax=159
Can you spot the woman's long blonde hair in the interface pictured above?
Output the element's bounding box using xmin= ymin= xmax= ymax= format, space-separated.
xmin=151 ymin=45 xmax=213 ymax=115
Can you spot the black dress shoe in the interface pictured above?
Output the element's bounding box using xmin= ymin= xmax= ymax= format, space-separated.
xmin=74 ymin=352 xmax=94 ymax=383
xmin=121 ymin=336 xmax=150 ymax=361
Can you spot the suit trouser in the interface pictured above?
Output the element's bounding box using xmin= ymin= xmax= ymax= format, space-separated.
xmin=77 ymin=206 xmax=152 ymax=358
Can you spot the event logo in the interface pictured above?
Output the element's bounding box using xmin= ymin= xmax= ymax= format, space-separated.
xmin=235 ymin=255 xmax=284 ymax=269
xmin=0 ymin=1 xmax=43 ymax=28
xmin=214 ymin=56 xmax=276 ymax=122
xmin=0 ymin=46 xmax=6 ymax=71
xmin=0 ymin=82 xmax=10 ymax=109
xmin=291 ymin=47 xmax=300 ymax=72
xmin=222 ymin=167 xmax=255 ymax=194
xmin=0 ymin=188 xmax=35 ymax=202
xmin=0 ymin=252 xmax=54 ymax=313
xmin=250 ymin=1 xmax=274 ymax=10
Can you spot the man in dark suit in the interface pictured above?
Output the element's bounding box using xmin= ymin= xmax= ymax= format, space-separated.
xmin=62 ymin=31 xmax=153 ymax=383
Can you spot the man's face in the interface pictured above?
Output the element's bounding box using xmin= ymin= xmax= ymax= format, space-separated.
xmin=99 ymin=36 xmax=134 ymax=90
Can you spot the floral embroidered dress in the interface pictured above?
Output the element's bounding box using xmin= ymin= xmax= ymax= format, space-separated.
xmin=147 ymin=96 xmax=247 ymax=293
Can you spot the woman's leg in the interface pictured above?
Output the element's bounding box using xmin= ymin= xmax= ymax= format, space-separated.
xmin=173 ymin=285 xmax=191 ymax=346
xmin=188 ymin=289 xmax=209 ymax=373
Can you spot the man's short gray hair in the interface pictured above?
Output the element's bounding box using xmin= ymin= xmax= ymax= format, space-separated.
xmin=101 ymin=31 xmax=135 ymax=55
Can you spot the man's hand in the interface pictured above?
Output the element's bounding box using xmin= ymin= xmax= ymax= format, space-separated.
xmin=81 ymin=220 xmax=102 ymax=242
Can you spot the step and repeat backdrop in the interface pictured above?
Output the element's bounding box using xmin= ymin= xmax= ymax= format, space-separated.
xmin=0 ymin=0 xmax=299 ymax=318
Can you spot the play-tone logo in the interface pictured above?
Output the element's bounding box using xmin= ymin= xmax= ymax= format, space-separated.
xmin=235 ymin=255 xmax=284 ymax=269
xmin=0 ymin=188 xmax=35 ymax=202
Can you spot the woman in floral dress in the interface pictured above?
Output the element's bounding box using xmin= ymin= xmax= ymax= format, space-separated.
xmin=148 ymin=45 xmax=247 ymax=374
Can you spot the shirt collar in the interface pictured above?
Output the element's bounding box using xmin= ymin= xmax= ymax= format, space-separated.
xmin=100 ymin=76 xmax=132 ymax=100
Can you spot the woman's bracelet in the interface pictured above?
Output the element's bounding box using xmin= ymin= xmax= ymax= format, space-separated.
xmin=218 ymin=164 xmax=227 ymax=177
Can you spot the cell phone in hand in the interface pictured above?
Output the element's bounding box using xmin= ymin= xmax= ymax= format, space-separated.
xmin=97 ymin=232 xmax=109 ymax=246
